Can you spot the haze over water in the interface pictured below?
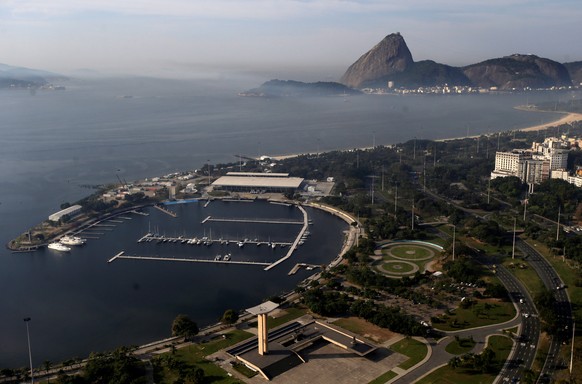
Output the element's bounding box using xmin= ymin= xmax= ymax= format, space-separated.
xmin=0 ymin=76 xmax=577 ymax=367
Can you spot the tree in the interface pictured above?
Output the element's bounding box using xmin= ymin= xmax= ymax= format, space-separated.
xmin=221 ymin=309 xmax=239 ymax=324
xmin=171 ymin=315 xmax=199 ymax=339
xmin=43 ymin=360 xmax=53 ymax=383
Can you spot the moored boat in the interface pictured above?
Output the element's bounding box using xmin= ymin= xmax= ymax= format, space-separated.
xmin=48 ymin=242 xmax=71 ymax=252
xmin=59 ymin=235 xmax=86 ymax=246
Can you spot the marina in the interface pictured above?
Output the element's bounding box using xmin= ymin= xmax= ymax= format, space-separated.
xmin=136 ymin=233 xmax=294 ymax=247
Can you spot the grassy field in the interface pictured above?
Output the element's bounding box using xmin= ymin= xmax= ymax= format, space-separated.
xmin=381 ymin=261 xmax=416 ymax=273
xmin=332 ymin=317 xmax=398 ymax=344
xmin=416 ymin=335 xmax=512 ymax=384
xmin=388 ymin=245 xmax=434 ymax=260
xmin=368 ymin=370 xmax=398 ymax=384
xmin=268 ymin=306 xmax=308 ymax=329
xmin=390 ymin=338 xmax=429 ymax=370
xmin=445 ymin=338 xmax=476 ymax=355
xmin=154 ymin=330 xmax=253 ymax=384
xmin=502 ymin=260 xmax=545 ymax=297
xmin=434 ymin=300 xmax=516 ymax=332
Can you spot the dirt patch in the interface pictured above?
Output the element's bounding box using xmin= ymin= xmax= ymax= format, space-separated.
xmin=333 ymin=316 xmax=398 ymax=344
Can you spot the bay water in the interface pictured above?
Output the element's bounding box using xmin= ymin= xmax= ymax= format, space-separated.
xmin=0 ymin=76 xmax=575 ymax=367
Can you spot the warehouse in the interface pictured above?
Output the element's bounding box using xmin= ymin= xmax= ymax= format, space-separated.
xmin=48 ymin=205 xmax=83 ymax=222
xmin=211 ymin=172 xmax=304 ymax=193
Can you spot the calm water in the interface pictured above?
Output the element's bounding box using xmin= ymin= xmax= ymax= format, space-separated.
xmin=0 ymin=77 xmax=577 ymax=367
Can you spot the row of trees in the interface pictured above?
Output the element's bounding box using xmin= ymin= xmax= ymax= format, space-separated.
xmin=301 ymin=286 xmax=425 ymax=336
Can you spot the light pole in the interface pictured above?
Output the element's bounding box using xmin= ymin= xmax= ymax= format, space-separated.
xmin=452 ymin=224 xmax=456 ymax=261
xmin=556 ymin=206 xmax=561 ymax=241
xmin=512 ymin=217 xmax=517 ymax=260
xmin=24 ymin=317 xmax=33 ymax=383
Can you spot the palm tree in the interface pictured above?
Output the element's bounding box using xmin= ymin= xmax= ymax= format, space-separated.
xmin=43 ymin=360 xmax=52 ymax=382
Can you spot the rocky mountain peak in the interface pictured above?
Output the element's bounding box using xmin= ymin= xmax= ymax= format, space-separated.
xmin=340 ymin=33 xmax=414 ymax=88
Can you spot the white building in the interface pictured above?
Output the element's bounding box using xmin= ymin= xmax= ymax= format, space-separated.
xmin=491 ymin=136 xmax=574 ymax=185
xmin=49 ymin=205 xmax=83 ymax=222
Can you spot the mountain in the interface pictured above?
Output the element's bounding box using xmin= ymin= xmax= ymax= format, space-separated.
xmin=239 ymin=79 xmax=361 ymax=97
xmin=0 ymin=63 xmax=67 ymax=88
xmin=364 ymin=60 xmax=471 ymax=89
xmin=340 ymin=33 xmax=413 ymax=88
xmin=564 ymin=61 xmax=582 ymax=85
xmin=463 ymin=54 xmax=572 ymax=89
xmin=340 ymin=34 xmax=575 ymax=90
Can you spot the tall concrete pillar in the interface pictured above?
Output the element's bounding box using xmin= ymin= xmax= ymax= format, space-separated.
xmin=246 ymin=301 xmax=279 ymax=357
xmin=258 ymin=313 xmax=268 ymax=355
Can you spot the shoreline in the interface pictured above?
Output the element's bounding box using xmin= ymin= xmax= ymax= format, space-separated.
xmin=512 ymin=107 xmax=582 ymax=132
xmin=270 ymin=109 xmax=582 ymax=161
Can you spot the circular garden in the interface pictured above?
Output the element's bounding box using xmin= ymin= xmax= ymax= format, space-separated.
xmin=374 ymin=241 xmax=442 ymax=278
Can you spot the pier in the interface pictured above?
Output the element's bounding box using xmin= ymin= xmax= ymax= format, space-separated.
xmin=107 ymin=254 xmax=270 ymax=266
xmin=202 ymin=217 xmax=303 ymax=225
xmin=264 ymin=205 xmax=309 ymax=271
xmin=136 ymin=233 xmax=292 ymax=247
xmin=154 ymin=204 xmax=177 ymax=217
xmin=131 ymin=210 xmax=149 ymax=216
xmin=108 ymin=251 xmax=124 ymax=263
xmin=288 ymin=263 xmax=320 ymax=275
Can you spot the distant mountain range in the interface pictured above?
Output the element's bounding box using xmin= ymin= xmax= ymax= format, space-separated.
xmin=0 ymin=63 xmax=67 ymax=89
xmin=239 ymin=79 xmax=361 ymax=97
xmin=341 ymin=33 xmax=582 ymax=90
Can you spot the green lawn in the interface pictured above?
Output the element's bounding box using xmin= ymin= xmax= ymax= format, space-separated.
xmin=268 ymin=307 xmax=307 ymax=329
xmin=389 ymin=245 xmax=433 ymax=260
xmin=434 ymin=300 xmax=516 ymax=332
xmin=502 ymin=260 xmax=545 ymax=297
xmin=381 ymin=262 xmax=416 ymax=273
xmin=368 ymin=370 xmax=398 ymax=384
xmin=416 ymin=335 xmax=512 ymax=384
xmin=154 ymin=330 xmax=253 ymax=384
xmin=445 ymin=338 xmax=476 ymax=355
xmin=390 ymin=338 xmax=428 ymax=370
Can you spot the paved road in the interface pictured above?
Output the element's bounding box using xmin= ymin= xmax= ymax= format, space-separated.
xmin=492 ymin=265 xmax=540 ymax=383
xmin=417 ymin=188 xmax=569 ymax=382
xmin=516 ymin=239 xmax=573 ymax=383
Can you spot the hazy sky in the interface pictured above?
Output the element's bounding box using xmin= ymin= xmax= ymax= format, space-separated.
xmin=1 ymin=0 xmax=581 ymax=79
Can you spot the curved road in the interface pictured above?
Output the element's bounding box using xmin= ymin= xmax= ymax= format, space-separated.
xmin=516 ymin=239 xmax=573 ymax=383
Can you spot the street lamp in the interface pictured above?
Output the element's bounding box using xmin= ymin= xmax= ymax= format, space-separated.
xmin=512 ymin=217 xmax=517 ymax=260
xmin=452 ymin=224 xmax=456 ymax=261
xmin=24 ymin=317 xmax=33 ymax=383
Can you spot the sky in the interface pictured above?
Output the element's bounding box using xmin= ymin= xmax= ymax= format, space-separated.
xmin=1 ymin=0 xmax=581 ymax=80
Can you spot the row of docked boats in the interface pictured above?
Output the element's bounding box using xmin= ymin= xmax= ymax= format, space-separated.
xmin=138 ymin=233 xmax=288 ymax=248
xmin=47 ymin=235 xmax=87 ymax=252
xmin=214 ymin=253 xmax=232 ymax=261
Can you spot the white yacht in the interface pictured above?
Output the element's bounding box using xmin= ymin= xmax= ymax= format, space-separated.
xmin=59 ymin=235 xmax=86 ymax=246
xmin=48 ymin=242 xmax=71 ymax=252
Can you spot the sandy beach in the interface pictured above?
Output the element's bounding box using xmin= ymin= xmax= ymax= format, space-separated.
xmin=513 ymin=107 xmax=582 ymax=132
xmin=270 ymin=108 xmax=582 ymax=161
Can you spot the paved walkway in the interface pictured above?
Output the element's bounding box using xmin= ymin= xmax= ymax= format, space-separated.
xmin=387 ymin=312 xmax=521 ymax=384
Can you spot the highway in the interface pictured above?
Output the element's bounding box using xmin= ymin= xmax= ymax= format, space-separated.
xmin=391 ymin=226 xmax=540 ymax=383
xmin=492 ymin=265 xmax=541 ymax=383
xmin=516 ymin=239 xmax=573 ymax=383
xmin=419 ymin=187 xmax=572 ymax=382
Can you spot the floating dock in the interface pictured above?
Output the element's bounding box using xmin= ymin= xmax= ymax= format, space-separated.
xmin=264 ymin=205 xmax=309 ymax=271
xmin=154 ymin=204 xmax=177 ymax=217
xmin=136 ymin=233 xmax=293 ymax=247
xmin=202 ymin=217 xmax=303 ymax=225
xmin=107 ymin=253 xmax=270 ymax=266
xmin=288 ymin=263 xmax=320 ymax=275
xmin=108 ymin=251 xmax=124 ymax=263
xmin=131 ymin=210 xmax=149 ymax=216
